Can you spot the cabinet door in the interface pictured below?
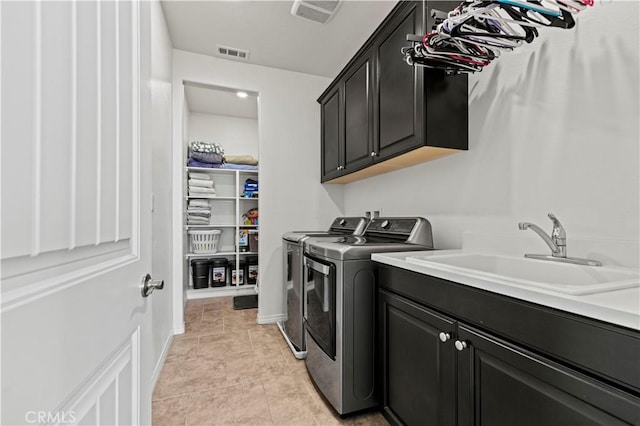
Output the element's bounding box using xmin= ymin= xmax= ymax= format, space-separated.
xmin=344 ymin=52 xmax=373 ymax=173
xmin=379 ymin=290 xmax=456 ymax=426
xmin=373 ymin=1 xmax=424 ymax=161
xmin=320 ymin=86 xmax=343 ymax=182
xmin=457 ymin=324 xmax=640 ymax=426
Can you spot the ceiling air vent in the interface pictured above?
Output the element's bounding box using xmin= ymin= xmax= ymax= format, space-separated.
xmin=216 ymin=45 xmax=250 ymax=61
xmin=291 ymin=0 xmax=341 ymax=24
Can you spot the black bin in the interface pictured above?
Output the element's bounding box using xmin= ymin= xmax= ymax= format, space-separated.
xmin=210 ymin=258 xmax=229 ymax=287
xmin=191 ymin=259 xmax=210 ymax=289
xmin=246 ymin=256 xmax=258 ymax=285
xmin=229 ymin=260 xmax=246 ymax=286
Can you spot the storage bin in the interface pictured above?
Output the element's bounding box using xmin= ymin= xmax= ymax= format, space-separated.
xmin=248 ymin=230 xmax=259 ymax=253
xmin=191 ymin=259 xmax=210 ymax=289
xmin=229 ymin=260 xmax=245 ymax=285
xmin=246 ymin=256 xmax=258 ymax=285
xmin=210 ymin=258 xmax=229 ymax=287
xmin=189 ymin=229 xmax=221 ymax=254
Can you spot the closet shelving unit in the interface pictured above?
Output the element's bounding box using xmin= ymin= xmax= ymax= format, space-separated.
xmin=184 ymin=166 xmax=259 ymax=299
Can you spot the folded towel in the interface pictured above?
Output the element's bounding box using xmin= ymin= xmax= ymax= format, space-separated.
xmin=189 ymin=179 xmax=214 ymax=188
xmin=187 ymin=216 xmax=209 ymax=225
xmin=187 ymin=210 xmax=211 ymax=216
xmin=189 ymin=187 xmax=216 ymax=195
xmin=187 ymin=219 xmax=210 ymax=224
xmin=224 ymin=155 xmax=258 ymax=166
xmin=189 ymin=172 xmax=211 ymax=181
xmin=188 ymin=200 xmax=210 ymax=208
xmin=187 ymin=213 xmax=210 ymax=219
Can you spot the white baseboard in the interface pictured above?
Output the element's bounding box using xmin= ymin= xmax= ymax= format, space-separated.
xmin=151 ymin=333 xmax=173 ymax=393
xmin=174 ymin=323 xmax=185 ymax=335
xmin=187 ymin=286 xmax=257 ymax=299
xmin=257 ymin=312 xmax=286 ymax=324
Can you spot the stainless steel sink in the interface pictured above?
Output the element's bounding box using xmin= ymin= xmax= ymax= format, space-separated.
xmin=405 ymin=253 xmax=640 ymax=295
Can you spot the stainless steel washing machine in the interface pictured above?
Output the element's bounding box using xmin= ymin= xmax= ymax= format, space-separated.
xmin=303 ymin=217 xmax=434 ymax=414
xmin=278 ymin=217 xmax=368 ymax=359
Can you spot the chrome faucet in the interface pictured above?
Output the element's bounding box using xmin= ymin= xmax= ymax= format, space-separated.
xmin=518 ymin=213 xmax=602 ymax=267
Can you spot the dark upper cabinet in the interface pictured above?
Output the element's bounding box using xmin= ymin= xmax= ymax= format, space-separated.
xmin=374 ymin=1 xmax=424 ymax=160
xmin=318 ymin=1 xmax=468 ymax=183
xmin=320 ymin=86 xmax=343 ymax=181
xmin=344 ymin=52 xmax=374 ymax=173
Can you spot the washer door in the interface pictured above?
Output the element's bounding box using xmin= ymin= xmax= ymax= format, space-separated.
xmin=303 ymin=254 xmax=337 ymax=360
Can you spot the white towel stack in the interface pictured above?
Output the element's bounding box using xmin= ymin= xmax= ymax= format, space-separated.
xmin=187 ymin=199 xmax=211 ymax=225
xmin=188 ymin=172 xmax=216 ymax=197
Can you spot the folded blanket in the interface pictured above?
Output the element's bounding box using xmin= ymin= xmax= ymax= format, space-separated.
xmin=188 ymin=158 xmax=220 ymax=168
xmin=188 ymin=200 xmax=210 ymax=208
xmin=225 ymin=155 xmax=258 ymax=166
xmin=188 ymin=172 xmax=211 ymax=181
xmin=189 ymin=187 xmax=216 ymax=194
xmin=220 ymin=163 xmax=259 ymax=171
xmin=187 ymin=158 xmax=259 ymax=171
xmin=189 ymin=179 xmax=214 ymax=188
xmin=191 ymin=141 xmax=224 ymax=155
xmin=190 ymin=152 xmax=223 ymax=164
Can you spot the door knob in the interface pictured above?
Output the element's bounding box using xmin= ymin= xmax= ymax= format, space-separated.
xmin=454 ymin=340 xmax=468 ymax=351
xmin=141 ymin=273 xmax=164 ymax=297
xmin=439 ymin=332 xmax=451 ymax=342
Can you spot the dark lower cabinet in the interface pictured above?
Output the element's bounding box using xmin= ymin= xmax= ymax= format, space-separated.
xmin=457 ymin=325 xmax=640 ymax=426
xmin=378 ymin=275 xmax=640 ymax=426
xmin=379 ymin=290 xmax=456 ymax=426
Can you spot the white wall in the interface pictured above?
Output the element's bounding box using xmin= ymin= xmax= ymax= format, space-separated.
xmin=172 ymin=50 xmax=343 ymax=323
xmin=149 ymin=0 xmax=174 ymax=394
xmin=188 ymin=112 xmax=259 ymax=159
xmin=344 ymin=3 xmax=639 ymax=266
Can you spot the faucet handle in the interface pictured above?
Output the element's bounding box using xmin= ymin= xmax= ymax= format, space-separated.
xmin=547 ymin=213 xmax=566 ymax=242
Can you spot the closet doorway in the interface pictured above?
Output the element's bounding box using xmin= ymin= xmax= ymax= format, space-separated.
xmin=179 ymin=82 xmax=260 ymax=306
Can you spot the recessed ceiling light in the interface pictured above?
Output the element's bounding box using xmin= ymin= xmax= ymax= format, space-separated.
xmin=236 ymin=91 xmax=248 ymax=99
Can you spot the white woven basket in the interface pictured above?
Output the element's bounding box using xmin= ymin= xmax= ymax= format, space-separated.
xmin=188 ymin=229 xmax=222 ymax=254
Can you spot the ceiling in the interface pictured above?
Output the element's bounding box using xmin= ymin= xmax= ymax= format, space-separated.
xmin=161 ymin=1 xmax=397 ymax=78
xmin=185 ymin=83 xmax=258 ymax=119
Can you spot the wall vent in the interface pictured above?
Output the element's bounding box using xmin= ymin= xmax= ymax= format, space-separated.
xmin=291 ymin=0 xmax=341 ymax=24
xmin=216 ymin=45 xmax=250 ymax=61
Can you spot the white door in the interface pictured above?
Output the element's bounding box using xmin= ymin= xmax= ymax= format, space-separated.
xmin=1 ymin=1 xmax=155 ymax=424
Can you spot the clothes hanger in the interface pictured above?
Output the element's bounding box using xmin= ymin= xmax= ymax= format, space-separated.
xmin=498 ymin=1 xmax=576 ymax=29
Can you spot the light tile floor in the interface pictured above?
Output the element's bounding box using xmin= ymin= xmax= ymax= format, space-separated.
xmin=152 ymin=297 xmax=389 ymax=426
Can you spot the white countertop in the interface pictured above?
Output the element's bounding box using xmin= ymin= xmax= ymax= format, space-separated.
xmin=372 ymin=250 xmax=640 ymax=331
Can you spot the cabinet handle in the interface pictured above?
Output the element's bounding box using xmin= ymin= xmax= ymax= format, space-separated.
xmin=439 ymin=332 xmax=451 ymax=342
xmin=454 ymin=340 xmax=468 ymax=351
xmin=336 ymin=166 xmax=340 ymax=171
xmin=370 ymin=151 xmax=377 ymax=157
